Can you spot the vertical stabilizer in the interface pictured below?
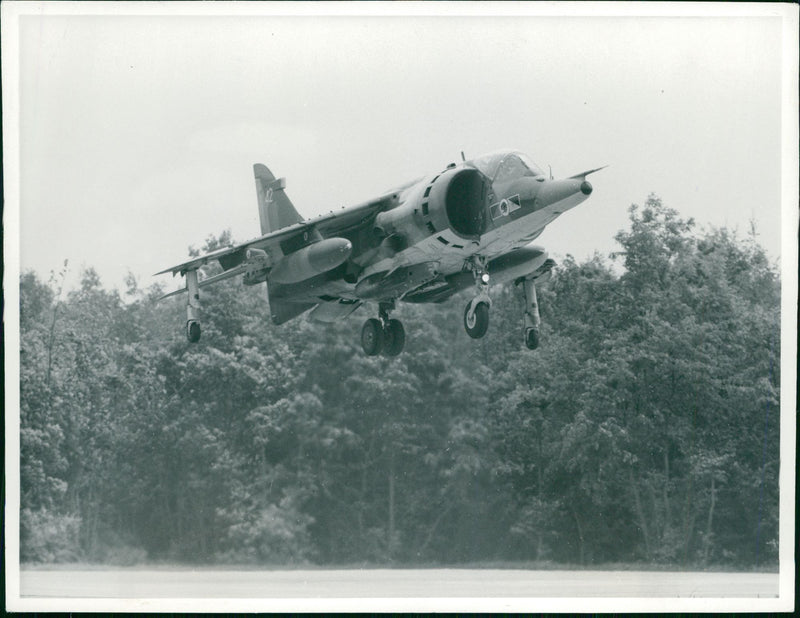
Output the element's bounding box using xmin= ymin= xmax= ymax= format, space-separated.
xmin=254 ymin=164 xmax=304 ymax=235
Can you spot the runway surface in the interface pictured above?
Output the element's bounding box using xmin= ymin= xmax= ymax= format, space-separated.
xmin=17 ymin=567 xmax=780 ymax=611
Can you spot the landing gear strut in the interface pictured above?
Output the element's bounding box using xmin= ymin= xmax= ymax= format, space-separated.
xmin=361 ymin=300 xmax=405 ymax=356
xmin=186 ymin=269 xmax=202 ymax=343
xmin=521 ymin=277 xmax=540 ymax=350
xmin=464 ymin=256 xmax=492 ymax=339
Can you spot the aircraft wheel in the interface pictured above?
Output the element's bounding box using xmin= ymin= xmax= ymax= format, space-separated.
xmin=525 ymin=327 xmax=540 ymax=350
xmin=464 ymin=301 xmax=490 ymax=339
xmin=187 ymin=320 xmax=201 ymax=343
xmin=361 ymin=318 xmax=385 ymax=356
xmin=382 ymin=319 xmax=405 ymax=357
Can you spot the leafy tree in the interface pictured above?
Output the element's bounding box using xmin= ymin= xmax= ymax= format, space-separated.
xmin=17 ymin=200 xmax=780 ymax=568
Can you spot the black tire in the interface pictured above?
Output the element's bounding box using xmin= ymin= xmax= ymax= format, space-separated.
xmin=525 ymin=327 xmax=540 ymax=350
xmin=464 ymin=301 xmax=490 ymax=339
xmin=187 ymin=321 xmax=201 ymax=343
xmin=382 ymin=319 xmax=406 ymax=356
xmin=361 ymin=318 xmax=385 ymax=356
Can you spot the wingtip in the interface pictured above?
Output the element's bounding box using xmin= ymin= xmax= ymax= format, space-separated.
xmin=157 ymin=287 xmax=187 ymax=301
xmin=569 ymin=165 xmax=609 ymax=180
xmin=153 ymin=267 xmax=178 ymax=277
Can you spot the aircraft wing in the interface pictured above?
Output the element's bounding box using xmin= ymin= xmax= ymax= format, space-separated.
xmin=568 ymin=165 xmax=609 ymax=179
xmin=156 ymin=192 xmax=399 ymax=278
xmin=314 ymin=191 xmax=400 ymax=237
xmin=156 ymin=221 xmax=309 ymax=277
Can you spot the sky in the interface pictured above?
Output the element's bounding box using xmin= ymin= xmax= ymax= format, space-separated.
xmin=4 ymin=2 xmax=797 ymax=294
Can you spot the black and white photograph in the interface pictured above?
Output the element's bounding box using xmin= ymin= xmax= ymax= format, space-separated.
xmin=3 ymin=1 xmax=797 ymax=612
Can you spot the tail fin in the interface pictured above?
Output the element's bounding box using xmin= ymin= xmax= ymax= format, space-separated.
xmin=254 ymin=163 xmax=304 ymax=235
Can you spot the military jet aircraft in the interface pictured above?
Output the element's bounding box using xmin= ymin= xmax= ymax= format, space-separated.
xmin=158 ymin=149 xmax=603 ymax=356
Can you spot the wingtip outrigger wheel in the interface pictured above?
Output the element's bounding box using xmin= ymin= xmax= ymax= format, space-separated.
xmin=525 ymin=326 xmax=540 ymax=350
xmin=187 ymin=320 xmax=201 ymax=343
xmin=185 ymin=269 xmax=202 ymax=343
xmin=522 ymin=277 xmax=541 ymax=350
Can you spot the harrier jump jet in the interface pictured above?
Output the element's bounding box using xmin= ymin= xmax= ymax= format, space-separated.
xmin=158 ymin=150 xmax=603 ymax=356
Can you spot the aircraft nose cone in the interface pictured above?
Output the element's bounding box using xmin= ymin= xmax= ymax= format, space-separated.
xmin=580 ymin=180 xmax=593 ymax=195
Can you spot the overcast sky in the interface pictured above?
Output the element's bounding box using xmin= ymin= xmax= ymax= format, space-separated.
xmin=5 ymin=2 xmax=797 ymax=293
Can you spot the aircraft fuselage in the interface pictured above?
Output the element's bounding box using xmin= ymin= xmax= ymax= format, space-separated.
xmin=270 ymin=151 xmax=594 ymax=308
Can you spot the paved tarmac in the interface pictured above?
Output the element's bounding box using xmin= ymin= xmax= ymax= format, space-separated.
xmin=19 ymin=567 xmax=778 ymax=599
xmin=14 ymin=567 xmax=781 ymax=611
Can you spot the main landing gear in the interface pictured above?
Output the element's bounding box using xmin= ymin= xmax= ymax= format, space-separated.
xmin=361 ymin=300 xmax=406 ymax=357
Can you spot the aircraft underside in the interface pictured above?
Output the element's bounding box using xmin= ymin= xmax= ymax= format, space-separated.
xmin=267 ymin=245 xmax=556 ymax=357
xmin=353 ymin=253 xmax=553 ymax=357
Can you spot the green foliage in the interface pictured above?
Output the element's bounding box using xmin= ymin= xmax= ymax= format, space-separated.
xmin=17 ymin=198 xmax=781 ymax=567
xmin=20 ymin=508 xmax=82 ymax=563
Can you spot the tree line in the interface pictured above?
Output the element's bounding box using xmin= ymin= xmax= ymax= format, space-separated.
xmin=19 ymin=195 xmax=780 ymax=567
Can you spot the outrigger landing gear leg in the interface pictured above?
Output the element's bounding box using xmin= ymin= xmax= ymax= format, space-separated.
xmin=361 ymin=300 xmax=405 ymax=357
xmin=185 ymin=269 xmax=202 ymax=343
xmin=464 ymin=256 xmax=492 ymax=339
xmin=522 ymin=277 xmax=540 ymax=350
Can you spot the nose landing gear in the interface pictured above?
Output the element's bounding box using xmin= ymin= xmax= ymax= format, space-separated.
xmin=361 ymin=300 xmax=406 ymax=356
xmin=464 ymin=256 xmax=492 ymax=339
xmin=464 ymin=300 xmax=490 ymax=339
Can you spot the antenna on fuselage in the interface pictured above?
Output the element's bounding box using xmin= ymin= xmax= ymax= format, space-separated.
xmin=548 ymin=164 xmax=553 ymax=180
xmin=461 ymin=151 xmax=466 ymax=162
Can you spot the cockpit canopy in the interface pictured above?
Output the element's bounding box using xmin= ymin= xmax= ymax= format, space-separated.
xmin=468 ymin=151 xmax=545 ymax=184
